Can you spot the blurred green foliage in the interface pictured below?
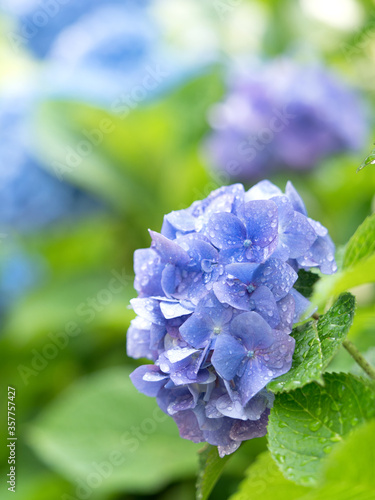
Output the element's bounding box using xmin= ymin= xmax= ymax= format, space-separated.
xmin=1 ymin=1 xmax=375 ymax=499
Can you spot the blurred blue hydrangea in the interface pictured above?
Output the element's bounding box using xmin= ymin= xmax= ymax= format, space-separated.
xmin=127 ymin=181 xmax=336 ymax=456
xmin=204 ymin=60 xmax=369 ymax=180
xmin=5 ymin=0 xmax=149 ymax=58
xmin=0 ymin=93 xmax=100 ymax=233
xmin=5 ymin=0 xmax=204 ymax=106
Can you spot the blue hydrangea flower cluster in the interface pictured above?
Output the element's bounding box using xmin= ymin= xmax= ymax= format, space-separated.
xmin=128 ymin=181 xmax=336 ymax=456
xmin=5 ymin=0 xmax=204 ymax=107
xmin=204 ymin=61 xmax=368 ymax=180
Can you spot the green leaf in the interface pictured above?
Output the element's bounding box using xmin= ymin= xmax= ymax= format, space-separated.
xmin=27 ymin=368 xmax=200 ymax=494
xmin=230 ymin=422 xmax=375 ymax=500
xmin=268 ymin=293 xmax=355 ymax=393
xmin=343 ymin=213 xmax=375 ymax=269
xmin=316 ymin=418 xmax=375 ymax=498
xmin=294 ymin=270 xmax=320 ymax=299
xmin=268 ymin=372 xmax=375 ymax=487
xmin=229 ymin=452 xmax=310 ymax=500
xmin=196 ymin=445 xmax=231 ymax=500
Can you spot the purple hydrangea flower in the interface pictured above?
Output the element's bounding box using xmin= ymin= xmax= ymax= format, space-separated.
xmin=204 ymin=60 xmax=368 ymax=180
xmin=127 ymin=180 xmax=336 ymax=456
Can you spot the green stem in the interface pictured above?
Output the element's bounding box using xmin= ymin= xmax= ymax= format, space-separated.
xmin=343 ymin=339 xmax=375 ymax=381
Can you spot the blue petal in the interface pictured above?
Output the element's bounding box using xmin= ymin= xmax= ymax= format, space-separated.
xmin=246 ymin=180 xmax=282 ymax=201
xmin=274 ymin=196 xmax=317 ymax=258
xmin=161 ymin=209 xmax=196 ymax=239
xmin=126 ymin=316 xmax=153 ymax=360
xmin=149 ymin=230 xmax=190 ymax=266
xmin=225 ymin=262 xmax=259 ymax=283
xmin=253 ymin=259 xmax=298 ymax=300
xmin=159 ymin=299 xmax=193 ymax=319
xmin=240 ymin=200 xmax=278 ymax=248
xmin=211 ymin=334 xmax=245 ymax=380
xmin=130 ymin=298 xmax=165 ymax=325
xmin=230 ymin=311 xmax=274 ymax=351
xmin=177 ymin=234 xmax=219 ymax=271
xmin=213 ymin=279 xmax=252 ymax=311
xmin=134 ymin=248 xmax=164 ymax=296
xmin=206 ymin=212 xmax=246 ymax=250
xmin=290 ymin=289 xmax=312 ymax=322
xmin=285 ymin=181 xmax=307 ymax=215
xmin=276 ymin=293 xmax=295 ymax=333
xmin=130 ymin=365 xmax=168 ymax=397
xmin=179 ymin=313 xmax=213 ymax=348
xmin=251 ymin=285 xmax=280 ymax=328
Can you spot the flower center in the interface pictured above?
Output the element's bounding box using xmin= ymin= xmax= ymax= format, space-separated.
xmin=213 ymin=327 xmax=221 ymax=335
xmin=243 ymin=239 xmax=252 ymax=248
xmin=247 ymin=350 xmax=255 ymax=358
xmin=247 ymin=284 xmax=256 ymax=293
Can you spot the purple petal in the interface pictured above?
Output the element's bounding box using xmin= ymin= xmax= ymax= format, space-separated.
xmin=229 ymin=409 xmax=269 ymax=442
xmin=173 ymin=410 xmax=205 ymax=443
xmin=206 ymin=212 xmax=246 ymax=250
xmin=130 ymin=365 xmax=168 ymax=397
xmin=259 ymin=330 xmax=295 ymax=373
xmin=212 ymin=334 xmax=246 ymax=380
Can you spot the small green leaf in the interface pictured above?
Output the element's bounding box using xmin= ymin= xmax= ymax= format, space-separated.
xmin=294 ymin=270 xmax=320 ymax=299
xmin=196 ymin=445 xmax=231 ymax=500
xmin=28 ymin=368 xmax=200 ymax=494
xmin=268 ymin=293 xmax=355 ymax=393
xmin=229 ymin=452 xmax=310 ymax=500
xmin=357 ymin=147 xmax=375 ymax=172
xmin=343 ymin=213 xmax=375 ymax=269
xmin=268 ymin=373 xmax=375 ymax=487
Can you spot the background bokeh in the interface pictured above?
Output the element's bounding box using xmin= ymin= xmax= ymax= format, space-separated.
xmin=0 ymin=1 xmax=375 ymax=499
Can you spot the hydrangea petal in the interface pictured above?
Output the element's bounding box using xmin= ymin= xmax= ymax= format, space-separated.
xmin=211 ymin=334 xmax=246 ymax=380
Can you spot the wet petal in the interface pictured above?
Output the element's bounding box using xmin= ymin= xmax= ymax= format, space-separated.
xmin=206 ymin=212 xmax=246 ymax=250
xmin=253 ymin=259 xmax=298 ymax=300
xmin=211 ymin=334 xmax=245 ymax=380
xmin=130 ymin=365 xmax=168 ymax=397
